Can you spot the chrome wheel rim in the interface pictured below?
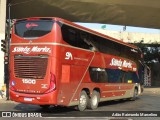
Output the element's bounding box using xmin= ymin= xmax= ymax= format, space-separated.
xmin=92 ymin=95 xmax=98 ymax=106
xmin=80 ymin=95 xmax=87 ymax=107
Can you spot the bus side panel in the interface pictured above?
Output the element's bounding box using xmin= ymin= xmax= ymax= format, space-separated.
xmin=57 ymin=47 xmax=94 ymax=106
xmin=100 ymin=83 xmax=134 ymax=100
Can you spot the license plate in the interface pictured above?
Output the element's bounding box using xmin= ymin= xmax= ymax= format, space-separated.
xmin=24 ymin=97 xmax=32 ymax=101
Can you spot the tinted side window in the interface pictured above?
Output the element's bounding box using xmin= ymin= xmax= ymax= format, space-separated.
xmin=90 ymin=34 xmax=139 ymax=61
xmin=124 ymin=72 xmax=139 ymax=83
xmin=61 ymin=24 xmax=91 ymax=50
xmin=106 ymin=69 xmax=124 ymax=83
xmin=89 ymin=35 xmax=122 ymax=55
xmin=89 ymin=67 xmax=108 ymax=83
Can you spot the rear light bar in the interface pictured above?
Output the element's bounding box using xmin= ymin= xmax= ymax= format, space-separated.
xmin=44 ymin=72 xmax=56 ymax=94
xmin=10 ymin=80 xmax=16 ymax=91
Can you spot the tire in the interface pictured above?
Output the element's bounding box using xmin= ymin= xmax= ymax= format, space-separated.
xmin=87 ymin=91 xmax=100 ymax=110
xmin=40 ymin=105 xmax=50 ymax=109
xmin=130 ymin=88 xmax=138 ymax=101
xmin=77 ymin=90 xmax=89 ymax=111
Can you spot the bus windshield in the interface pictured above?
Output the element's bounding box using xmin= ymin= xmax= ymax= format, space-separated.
xmin=15 ymin=20 xmax=54 ymax=38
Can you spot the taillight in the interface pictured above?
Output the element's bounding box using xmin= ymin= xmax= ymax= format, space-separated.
xmin=10 ymin=86 xmax=16 ymax=91
xmin=44 ymin=72 xmax=56 ymax=94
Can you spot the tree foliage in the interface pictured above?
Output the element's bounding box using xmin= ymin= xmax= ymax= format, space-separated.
xmin=135 ymin=43 xmax=160 ymax=64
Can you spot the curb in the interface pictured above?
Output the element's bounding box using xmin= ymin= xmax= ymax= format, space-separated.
xmin=0 ymin=97 xmax=16 ymax=104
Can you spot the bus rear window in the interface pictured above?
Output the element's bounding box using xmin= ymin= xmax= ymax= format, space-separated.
xmin=15 ymin=20 xmax=54 ymax=38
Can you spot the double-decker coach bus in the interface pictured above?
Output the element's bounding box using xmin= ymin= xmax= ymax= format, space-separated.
xmin=9 ymin=17 xmax=144 ymax=111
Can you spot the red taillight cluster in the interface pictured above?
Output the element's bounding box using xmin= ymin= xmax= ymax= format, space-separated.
xmin=44 ymin=72 xmax=56 ymax=94
xmin=10 ymin=86 xmax=16 ymax=91
xmin=9 ymin=81 xmax=16 ymax=91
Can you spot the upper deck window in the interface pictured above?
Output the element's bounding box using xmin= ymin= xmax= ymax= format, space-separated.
xmin=61 ymin=24 xmax=92 ymax=50
xmin=15 ymin=20 xmax=54 ymax=38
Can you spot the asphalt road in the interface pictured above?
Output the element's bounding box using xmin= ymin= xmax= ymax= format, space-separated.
xmin=0 ymin=87 xmax=160 ymax=120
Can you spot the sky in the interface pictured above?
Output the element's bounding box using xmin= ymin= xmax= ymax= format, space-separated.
xmin=76 ymin=22 xmax=160 ymax=34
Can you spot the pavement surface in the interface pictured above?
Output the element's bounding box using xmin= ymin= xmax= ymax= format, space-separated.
xmin=0 ymin=87 xmax=160 ymax=120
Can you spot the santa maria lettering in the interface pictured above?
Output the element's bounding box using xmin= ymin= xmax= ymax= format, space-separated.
xmin=12 ymin=46 xmax=51 ymax=54
xmin=110 ymin=58 xmax=132 ymax=68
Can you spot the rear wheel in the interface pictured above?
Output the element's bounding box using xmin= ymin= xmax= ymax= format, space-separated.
xmin=87 ymin=91 xmax=100 ymax=110
xmin=130 ymin=88 xmax=138 ymax=101
xmin=77 ymin=90 xmax=89 ymax=111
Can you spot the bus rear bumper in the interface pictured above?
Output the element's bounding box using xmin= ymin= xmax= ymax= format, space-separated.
xmin=9 ymin=90 xmax=57 ymax=105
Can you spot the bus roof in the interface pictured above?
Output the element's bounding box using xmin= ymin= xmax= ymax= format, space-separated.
xmin=16 ymin=17 xmax=138 ymax=49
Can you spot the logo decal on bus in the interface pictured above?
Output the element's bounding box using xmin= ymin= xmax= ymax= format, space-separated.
xmin=110 ymin=58 xmax=132 ymax=68
xmin=11 ymin=80 xmax=16 ymax=86
xmin=26 ymin=23 xmax=38 ymax=28
xmin=65 ymin=52 xmax=73 ymax=60
xmin=12 ymin=46 xmax=51 ymax=54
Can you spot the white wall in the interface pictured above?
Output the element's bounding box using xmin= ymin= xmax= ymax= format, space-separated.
xmin=0 ymin=0 xmax=6 ymax=87
xmin=92 ymin=29 xmax=160 ymax=44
